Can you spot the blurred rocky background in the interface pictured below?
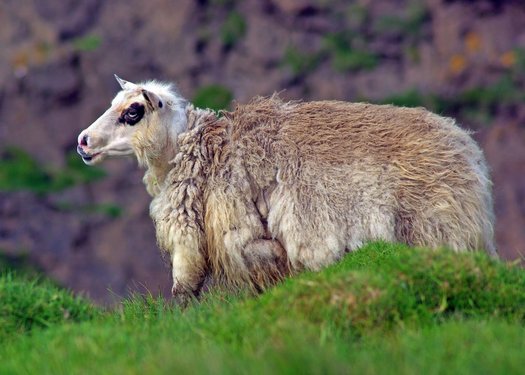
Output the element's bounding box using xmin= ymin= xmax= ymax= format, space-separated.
xmin=0 ymin=0 xmax=524 ymax=304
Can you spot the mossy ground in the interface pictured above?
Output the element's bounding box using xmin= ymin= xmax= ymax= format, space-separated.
xmin=1 ymin=242 xmax=524 ymax=374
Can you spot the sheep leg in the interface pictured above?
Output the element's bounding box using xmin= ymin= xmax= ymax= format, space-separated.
xmin=169 ymin=230 xmax=207 ymax=307
xmin=242 ymin=239 xmax=290 ymax=290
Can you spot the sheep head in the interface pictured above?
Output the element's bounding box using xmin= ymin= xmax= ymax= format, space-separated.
xmin=77 ymin=75 xmax=186 ymax=166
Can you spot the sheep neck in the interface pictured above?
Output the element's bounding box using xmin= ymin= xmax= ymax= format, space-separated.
xmin=142 ymin=105 xmax=223 ymax=196
xmin=140 ymin=110 xmax=188 ymax=196
xmin=144 ymin=142 xmax=175 ymax=195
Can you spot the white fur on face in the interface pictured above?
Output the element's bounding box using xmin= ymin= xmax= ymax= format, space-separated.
xmin=77 ymin=90 xmax=145 ymax=165
xmin=77 ymin=80 xmax=187 ymax=166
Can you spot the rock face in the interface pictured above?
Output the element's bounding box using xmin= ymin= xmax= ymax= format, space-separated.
xmin=0 ymin=0 xmax=524 ymax=303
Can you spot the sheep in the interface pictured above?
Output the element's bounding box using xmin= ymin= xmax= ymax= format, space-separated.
xmin=77 ymin=75 xmax=497 ymax=304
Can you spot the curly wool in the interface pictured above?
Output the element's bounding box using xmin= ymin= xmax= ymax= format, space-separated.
xmin=148 ymin=96 xmax=496 ymax=292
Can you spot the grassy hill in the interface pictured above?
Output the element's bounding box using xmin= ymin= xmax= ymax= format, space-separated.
xmin=1 ymin=242 xmax=524 ymax=374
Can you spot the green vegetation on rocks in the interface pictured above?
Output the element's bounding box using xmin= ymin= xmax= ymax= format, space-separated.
xmin=282 ymin=45 xmax=322 ymax=77
xmin=323 ymin=32 xmax=379 ymax=72
xmin=378 ymin=75 xmax=525 ymax=125
xmin=0 ymin=148 xmax=106 ymax=194
xmin=193 ymin=84 xmax=234 ymax=111
xmin=71 ymin=34 xmax=102 ymax=52
xmin=373 ymin=3 xmax=429 ymax=39
xmin=54 ymin=201 xmax=124 ymax=218
xmin=220 ymin=11 xmax=246 ymax=48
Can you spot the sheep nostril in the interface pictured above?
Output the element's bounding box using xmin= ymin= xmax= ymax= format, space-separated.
xmin=80 ymin=135 xmax=88 ymax=147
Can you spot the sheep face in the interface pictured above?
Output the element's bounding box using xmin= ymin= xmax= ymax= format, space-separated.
xmin=77 ymin=76 xmax=168 ymax=165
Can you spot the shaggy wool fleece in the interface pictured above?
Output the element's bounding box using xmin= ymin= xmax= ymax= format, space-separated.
xmin=149 ymin=97 xmax=495 ymax=296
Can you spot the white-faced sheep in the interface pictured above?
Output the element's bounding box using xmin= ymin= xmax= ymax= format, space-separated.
xmin=77 ymin=75 xmax=497 ymax=304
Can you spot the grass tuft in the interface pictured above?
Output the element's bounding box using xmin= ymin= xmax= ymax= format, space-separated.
xmin=0 ymin=272 xmax=98 ymax=342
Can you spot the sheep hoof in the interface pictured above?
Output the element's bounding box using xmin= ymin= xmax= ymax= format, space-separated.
xmin=171 ymin=283 xmax=199 ymax=307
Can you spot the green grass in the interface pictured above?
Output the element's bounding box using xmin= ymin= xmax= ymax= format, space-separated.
xmin=0 ymin=272 xmax=97 ymax=342
xmin=1 ymin=242 xmax=524 ymax=373
xmin=0 ymin=148 xmax=106 ymax=194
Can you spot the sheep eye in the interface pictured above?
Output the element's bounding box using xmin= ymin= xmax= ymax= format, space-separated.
xmin=119 ymin=102 xmax=145 ymax=126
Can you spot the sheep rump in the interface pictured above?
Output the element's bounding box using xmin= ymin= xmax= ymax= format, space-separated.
xmin=150 ymin=96 xmax=496 ymax=294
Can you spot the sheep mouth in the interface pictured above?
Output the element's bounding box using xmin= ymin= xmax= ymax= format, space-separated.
xmin=77 ymin=146 xmax=101 ymax=164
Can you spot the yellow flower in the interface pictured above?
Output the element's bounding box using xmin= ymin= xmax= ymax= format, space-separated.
xmin=465 ymin=32 xmax=482 ymax=53
xmin=449 ymin=54 xmax=467 ymax=75
xmin=500 ymin=51 xmax=516 ymax=68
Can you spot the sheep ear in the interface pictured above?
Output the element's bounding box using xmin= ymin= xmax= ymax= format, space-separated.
xmin=141 ymin=89 xmax=164 ymax=111
xmin=114 ymin=74 xmax=136 ymax=90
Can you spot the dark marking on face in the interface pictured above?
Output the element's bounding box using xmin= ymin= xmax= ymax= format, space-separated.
xmin=142 ymin=89 xmax=163 ymax=110
xmin=142 ymin=89 xmax=160 ymax=111
xmin=142 ymin=90 xmax=153 ymax=109
xmin=118 ymin=102 xmax=145 ymax=125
